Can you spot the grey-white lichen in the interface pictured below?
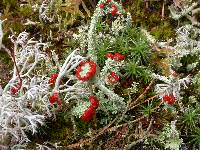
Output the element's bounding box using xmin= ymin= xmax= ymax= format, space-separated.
xmin=0 ymin=32 xmax=50 ymax=146
xmin=152 ymin=73 xmax=191 ymax=100
xmin=158 ymin=121 xmax=183 ymax=150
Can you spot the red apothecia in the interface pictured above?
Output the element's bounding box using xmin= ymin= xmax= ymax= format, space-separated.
xmin=49 ymin=92 xmax=62 ymax=107
xmin=107 ymin=71 xmax=120 ymax=84
xmin=81 ymin=106 xmax=95 ymax=122
xmin=106 ymin=52 xmax=125 ymax=61
xmin=76 ymin=61 xmax=97 ymax=81
xmin=163 ymin=94 xmax=176 ymax=105
xmin=105 ymin=53 xmax=114 ymax=59
xmin=113 ymin=53 xmax=125 ymax=61
xmin=88 ymin=96 xmax=99 ymax=109
xmin=111 ymin=4 xmax=118 ymax=16
xmin=48 ymin=73 xmax=58 ymax=86
xmin=99 ymin=3 xmax=105 ymax=9
xmin=81 ymin=96 xmax=99 ymax=122
xmin=10 ymin=82 xmax=22 ymax=95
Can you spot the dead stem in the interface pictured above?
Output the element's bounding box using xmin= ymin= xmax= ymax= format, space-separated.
xmin=108 ymin=116 xmax=145 ymax=133
xmin=65 ymin=100 xmax=163 ymax=150
xmin=1 ymin=45 xmax=11 ymax=57
xmin=65 ymin=116 xmax=143 ymax=149
xmin=161 ymin=1 xmax=165 ymax=19
xmin=10 ymin=44 xmax=23 ymax=89
xmin=115 ymin=81 xmax=156 ymax=125
xmin=109 ymin=100 xmax=163 ymax=133
xmin=124 ymin=118 xmax=153 ymax=150
xmin=62 ymin=81 xmax=158 ymax=149
xmin=129 ymin=80 xmax=155 ymax=108
xmin=129 ymin=95 xmax=158 ymax=111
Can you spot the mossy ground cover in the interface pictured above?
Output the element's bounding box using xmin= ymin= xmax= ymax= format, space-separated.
xmin=0 ymin=0 xmax=200 ymax=149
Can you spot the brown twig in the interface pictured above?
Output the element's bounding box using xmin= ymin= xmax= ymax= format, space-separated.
xmin=153 ymin=101 xmax=163 ymax=112
xmin=161 ymin=0 xmax=165 ymax=19
xmin=88 ymin=0 xmax=96 ymax=9
xmin=1 ymin=44 xmax=11 ymax=57
xmin=65 ymin=117 xmax=118 ymax=149
xmin=108 ymin=116 xmax=145 ymax=133
xmin=81 ymin=0 xmax=91 ymax=17
xmin=129 ymin=80 xmax=155 ymax=108
xmin=114 ymin=92 xmax=133 ymax=125
xmin=125 ymin=118 xmax=153 ymax=150
xmin=65 ymin=116 xmax=144 ymax=149
xmin=109 ymin=100 xmax=163 ymax=134
xmin=115 ymin=80 xmax=156 ymax=126
xmin=10 ymin=44 xmax=22 ymax=89
xmin=65 ymin=80 xmax=156 ymax=149
xmin=129 ymin=95 xmax=158 ymax=111
xmin=65 ymin=99 xmax=163 ymax=149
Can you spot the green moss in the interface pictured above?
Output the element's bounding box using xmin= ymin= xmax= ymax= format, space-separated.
xmin=127 ymin=0 xmax=177 ymax=40
xmin=18 ymin=5 xmax=33 ymax=18
xmin=150 ymin=20 xmax=176 ymax=40
xmin=196 ymin=10 xmax=200 ymax=21
xmin=2 ymin=0 xmax=18 ymax=10
xmin=0 ymin=51 xmax=12 ymax=86
xmin=26 ymin=114 xmax=95 ymax=148
xmin=27 ymin=112 xmax=74 ymax=146
xmin=0 ymin=51 xmax=11 ymax=64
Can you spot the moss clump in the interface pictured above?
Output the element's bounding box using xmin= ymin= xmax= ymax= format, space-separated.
xmin=0 ymin=51 xmax=12 ymax=86
xmin=126 ymin=0 xmax=177 ymax=40
xmin=26 ymin=112 xmax=74 ymax=147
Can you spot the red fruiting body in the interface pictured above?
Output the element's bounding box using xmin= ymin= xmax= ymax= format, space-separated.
xmin=49 ymin=92 xmax=59 ymax=104
xmin=10 ymin=82 xmax=22 ymax=95
xmin=105 ymin=53 xmax=114 ymax=59
xmin=111 ymin=9 xmax=117 ymax=16
xmin=51 ymin=73 xmax=59 ymax=79
xmin=10 ymin=87 xmax=18 ymax=95
xmin=111 ymin=4 xmax=117 ymax=9
xmin=111 ymin=4 xmax=118 ymax=16
xmin=81 ymin=106 xmax=95 ymax=122
xmin=99 ymin=3 xmax=105 ymax=9
xmin=89 ymin=96 xmax=99 ymax=109
xmin=48 ymin=73 xmax=58 ymax=86
xmin=76 ymin=61 xmax=97 ymax=81
xmin=107 ymin=0 xmax=111 ymax=2
xmin=48 ymin=79 xmax=54 ymax=85
xmin=108 ymin=71 xmax=120 ymax=84
xmin=110 ymin=71 xmax=120 ymax=81
xmin=106 ymin=53 xmax=125 ymax=61
xmin=163 ymin=95 xmax=176 ymax=105
xmin=113 ymin=53 xmax=125 ymax=61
